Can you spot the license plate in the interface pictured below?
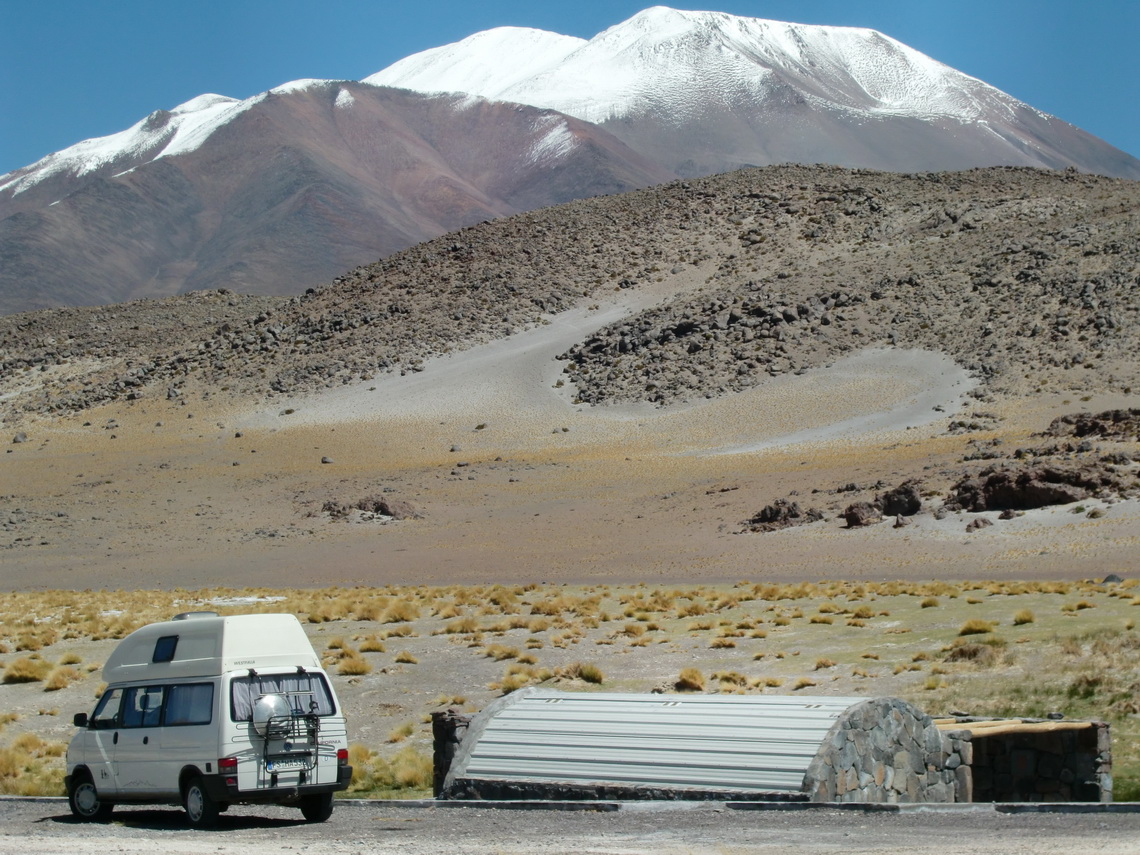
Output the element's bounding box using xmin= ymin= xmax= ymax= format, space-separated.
xmin=266 ymin=757 xmax=307 ymax=772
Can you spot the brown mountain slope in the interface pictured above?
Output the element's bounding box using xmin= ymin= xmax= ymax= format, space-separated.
xmin=0 ymin=83 xmax=671 ymax=315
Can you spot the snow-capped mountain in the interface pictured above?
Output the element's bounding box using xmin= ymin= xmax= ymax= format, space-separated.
xmin=3 ymin=6 xmax=1139 ymax=315
xmin=370 ymin=6 xmax=1140 ymax=178
xmin=370 ymin=7 xmax=1002 ymax=124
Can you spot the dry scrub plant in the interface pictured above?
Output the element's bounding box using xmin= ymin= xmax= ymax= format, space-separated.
xmin=345 ymin=744 xmax=432 ymax=798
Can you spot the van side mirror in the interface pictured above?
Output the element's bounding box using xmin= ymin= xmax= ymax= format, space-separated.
xmin=73 ymin=712 xmax=89 ymax=728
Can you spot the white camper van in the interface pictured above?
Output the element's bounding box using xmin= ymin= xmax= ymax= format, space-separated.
xmin=65 ymin=612 xmax=351 ymax=827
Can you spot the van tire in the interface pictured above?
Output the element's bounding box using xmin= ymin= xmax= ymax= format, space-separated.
xmin=67 ymin=772 xmax=114 ymax=821
xmin=183 ymin=776 xmax=220 ymax=828
xmin=299 ymin=792 xmax=334 ymax=822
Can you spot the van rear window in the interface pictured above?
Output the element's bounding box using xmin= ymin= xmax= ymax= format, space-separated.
xmin=230 ymin=673 xmax=335 ymax=722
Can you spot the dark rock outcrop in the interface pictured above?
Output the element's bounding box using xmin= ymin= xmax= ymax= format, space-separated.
xmin=743 ymin=499 xmax=824 ymax=533
xmin=1044 ymin=409 xmax=1140 ymax=441
xmin=946 ymin=461 xmax=1135 ymax=512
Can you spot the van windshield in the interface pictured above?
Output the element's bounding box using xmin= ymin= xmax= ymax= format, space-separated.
xmin=230 ymin=672 xmax=335 ymax=722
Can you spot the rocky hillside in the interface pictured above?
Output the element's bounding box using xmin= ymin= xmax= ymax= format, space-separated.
xmin=1 ymin=164 xmax=1138 ymax=420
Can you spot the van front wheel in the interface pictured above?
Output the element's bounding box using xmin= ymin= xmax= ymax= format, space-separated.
xmin=68 ymin=772 xmax=114 ymax=821
xmin=183 ymin=776 xmax=220 ymax=828
xmin=299 ymin=792 xmax=334 ymax=822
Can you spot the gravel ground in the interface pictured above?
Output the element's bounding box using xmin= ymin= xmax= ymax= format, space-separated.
xmin=4 ymin=798 xmax=1140 ymax=855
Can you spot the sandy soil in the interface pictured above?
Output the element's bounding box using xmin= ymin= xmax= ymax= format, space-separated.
xmin=1 ymin=286 xmax=1138 ymax=593
xmin=5 ymin=798 xmax=1140 ymax=855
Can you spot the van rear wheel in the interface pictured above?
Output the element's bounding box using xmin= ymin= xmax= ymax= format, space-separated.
xmin=68 ymin=772 xmax=114 ymax=821
xmin=183 ymin=776 xmax=220 ymax=828
xmin=299 ymin=791 xmax=334 ymax=822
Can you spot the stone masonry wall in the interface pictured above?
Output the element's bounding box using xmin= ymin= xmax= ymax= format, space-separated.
xmin=966 ymin=722 xmax=1111 ymax=802
xmin=802 ymin=698 xmax=968 ymax=803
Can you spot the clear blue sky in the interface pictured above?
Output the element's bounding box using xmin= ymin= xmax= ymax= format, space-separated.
xmin=2 ymin=0 xmax=1138 ymax=176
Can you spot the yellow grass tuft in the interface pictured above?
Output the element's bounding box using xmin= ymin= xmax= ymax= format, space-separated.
xmin=387 ymin=721 xmax=415 ymax=743
xmin=1013 ymin=609 xmax=1035 ymax=626
xmin=2 ymin=658 xmax=51 ymax=684
xmin=43 ymin=666 xmax=80 ymax=692
xmin=337 ymin=654 xmax=372 ymax=676
xmin=556 ymin=662 xmax=603 ymax=684
xmin=359 ymin=635 xmax=386 ymax=653
xmin=958 ymin=619 xmax=996 ymax=636
xmin=675 ymin=667 xmax=706 ymax=692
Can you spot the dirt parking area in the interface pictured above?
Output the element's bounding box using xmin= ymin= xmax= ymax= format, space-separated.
xmin=3 ymin=798 xmax=1140 ymax=855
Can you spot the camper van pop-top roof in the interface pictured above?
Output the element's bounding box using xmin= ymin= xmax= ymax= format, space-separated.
xmin=102 ymin=613 xmax=321 ymax=683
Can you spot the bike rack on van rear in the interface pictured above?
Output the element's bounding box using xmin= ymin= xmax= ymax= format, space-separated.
xmin=250 ymin=670 xmax=326 ymax=776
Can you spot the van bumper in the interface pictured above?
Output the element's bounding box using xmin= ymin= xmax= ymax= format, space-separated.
xmin=204 ymin=765 xmax=352 ymax=803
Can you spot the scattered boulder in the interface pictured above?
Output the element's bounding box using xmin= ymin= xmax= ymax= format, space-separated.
xmin=877 ymin=479 xmax=923 ymax=516
xmin=966 ymin=517 xmax=993 ymax=532
xmin=11 ymin=432 xmax=27 ymax=444
xmin=743 ymin=499 xmax=824 ymax=533
xmin=843 ymin=502 xmax=882 ymax=528
xmin=892 ymin=514 xmax=911 ymax=528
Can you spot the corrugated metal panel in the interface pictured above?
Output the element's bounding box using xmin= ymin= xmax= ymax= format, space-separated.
xmin=455 ymin=690 xmax=863 ymax=794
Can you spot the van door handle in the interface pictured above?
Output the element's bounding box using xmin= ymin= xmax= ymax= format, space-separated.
xmin=143 ymin=736 xmax=149 ymax=745
xmin=113 ymin=732 xmax=118 ymax=745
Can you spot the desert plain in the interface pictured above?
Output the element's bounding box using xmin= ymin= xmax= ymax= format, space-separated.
xmin=1 ymin=164 xmax=1139 ymax=801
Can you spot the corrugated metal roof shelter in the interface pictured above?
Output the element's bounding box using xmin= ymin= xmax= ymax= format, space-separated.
xmin=437 ymin=689 xmax=963 ymax=803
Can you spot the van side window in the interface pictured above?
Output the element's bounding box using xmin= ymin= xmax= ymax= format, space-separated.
xmin=164 ymin=683 xmax=213 ymax=726
xmin=152 ymin=635 xmax=178 ymax=663
xmin=91 ymin=687 xmax=124 ymax=729
xmin=122 ymin=686 xmax=165 ymax=728
xmin=230 ymin=673 xmax=335 ymax=721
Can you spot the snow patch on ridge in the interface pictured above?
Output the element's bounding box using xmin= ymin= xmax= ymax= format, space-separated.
xmin=270 ymin=78 xmax=333 ymax=95
xmin=527 ymin=115 xmax=578 ymax=165
xmin=335 ymin=88 xmax=356 ymax=109
xmin=365 ymin=27 xmax=585 ymax=97
xmin=0 ymin=93 xmax=249 ymax=197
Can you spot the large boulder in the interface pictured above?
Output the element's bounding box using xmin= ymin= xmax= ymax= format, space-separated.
xmin=843 ymin=502 xmax=883 ymax=528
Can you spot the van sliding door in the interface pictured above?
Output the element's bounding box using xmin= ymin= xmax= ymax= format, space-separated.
xmin=114 ymin=686 xmax=165 ymax=796
xmin=156 ymin=683 xmax=215 ymax=792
